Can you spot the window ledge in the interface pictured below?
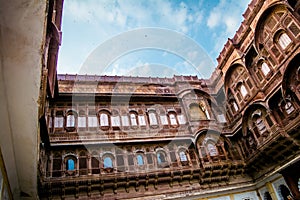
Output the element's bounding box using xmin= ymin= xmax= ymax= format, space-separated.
xmin=65 ymin=170 xmax=76 ymax=176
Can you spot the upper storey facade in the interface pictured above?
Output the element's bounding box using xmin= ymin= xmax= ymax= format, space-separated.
xmin=45 ymin=74 xmax=224 ymax=145
xmin=38 ymin=0 xmax=300 ymax=199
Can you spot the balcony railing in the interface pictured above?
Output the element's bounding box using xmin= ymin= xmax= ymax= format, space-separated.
xmin=49 ymin=128 xmax=191 ymax=144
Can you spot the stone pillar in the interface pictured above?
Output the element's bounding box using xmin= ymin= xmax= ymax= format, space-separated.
xmin=266 ymin=182 xmax=278 ymax=200
xmin=61 ymin=153 xmax=65 ymax=177
xmin=87 ymin=155 xmax=91 ymax=175
xmin=221 ymin=143 xmax=229 ymax=160
xmin=49 ymin=154 xmax=53 ymax=177
xmin=76 ymin=157 xmax=79 ymax=176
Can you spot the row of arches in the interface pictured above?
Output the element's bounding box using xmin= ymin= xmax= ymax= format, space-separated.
xmin=196 ymin=130 xmax=242 ymax=164
xmin=48 ymin=99 xmax=216 ymax=133
xmin=232 ymin=52 xmax=300 ymax=155
xmin=47 ymin=130 xmax=242 ymax=178
xmin=255 ymin=3 xmax=299 ymax=56
xmin=225 ymin=60 xmax=300 ymax=141
xmin=49 ymin=146 xmax=197 ymax=177
xmin=48 ymin=108 xmax=187 ymax=132
xmin=225 ymin=2 xmax=300 ymax=121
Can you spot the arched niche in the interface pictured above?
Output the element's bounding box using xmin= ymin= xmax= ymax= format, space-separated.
xmin=98 ymin=109 xmax=111 ymax=130
xmin=102 ymin=152 xmax=115 ymax=173
xmin=282 ymin=53 xmax=300 ymax=103
xmin=254 ymin=3 xmax=298 ymax=63
xmin=181 ymin=89 xmax=218 ymax=121
xmin=195 ymin=130 xmax=236 ymax=163
xmin=242 ymin=104 xmax=276 ymax=148
xmin=224 ymin=62 xmax=247 ymax=94
xmin=63 ymin=153 xmax=78 ymax=176
xmin=224 ymin=63 xmax=253 ymax=105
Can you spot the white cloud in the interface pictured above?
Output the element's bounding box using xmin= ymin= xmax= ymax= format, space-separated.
xmin=173 ymin=61 xmax=201 ymax=77
xmin=127 ymin=62 xmax=177 ymax=77
xmin=104 ymin=63 xmax=128 ymax=76
xmin=59 ymin=0 xmax=250 ymax=78
xmin=187 ymin=51 xmax=198 ymax=61
xmin=224 ymin=16 xmax=240 ymax=35
xmin=207 ymin=12 xmax=221 ymax=29
xmin=206 ymin=0 xmax=248 ymax=35
xmin=64 ymin=0 xmax=197 ymax=35
xmin=195 ymin=11 xmax=204 ymax=24
xmin=206 ymin=0 xmax=250 ymax=58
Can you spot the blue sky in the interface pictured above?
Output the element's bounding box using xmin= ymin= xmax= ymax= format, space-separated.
xmin=57 ymin=0 xmax=250 ymax=78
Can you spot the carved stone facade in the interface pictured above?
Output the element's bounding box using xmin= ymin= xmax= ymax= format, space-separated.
xmin=38 ymin=0 xmax=300 ymax=199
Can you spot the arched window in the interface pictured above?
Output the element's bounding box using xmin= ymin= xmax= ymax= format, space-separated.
xmin=136 ymin=154 xmax=144 ymax=165
xmin=64 ymin=155 xmax=77 ymax=175
xmin=240 ymin=84 xmax=248 ymax=97
xmin=261 ymin=62 xmax=271 ymax=76
xmin=169 ymin=113 xmax=178 ymax=125
xmin=179 ymin=151 xmax=188 ymax=162
xmin=66 ymin=113 xmax=75 ymax=128
xmin=278 ymin=32 xmax=292 ymax=49
xmin=252 ymin=111 xmax=267 ymax=134
xmin=66 ymin=158 xmax=75 ymax=170
xmin=226 ymin=65 xmax=249 ymax=102
xmin=148 ymin=111 xmax=158 ymax=126
xmin=130 ymin=112 xmax=138 ymax=126
xmin=67 ymin=113 xmax=75 ymax=127
xmin=284 ymin=101 xmax=295 ymax=114
xmin=100 ymin=113 xmax=109 ymax=127
xmin=207 ymin=143 xmax=218 ymax=156
xmin=157 ymin=152 xmax=166 ymax=164
xmin=103 ymin=156 xmax=113 ymax=168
